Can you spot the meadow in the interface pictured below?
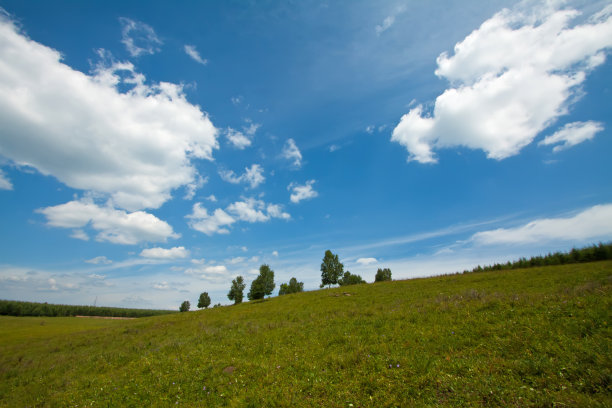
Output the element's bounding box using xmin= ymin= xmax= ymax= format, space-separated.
xmin=1 ymin=261 xmax=610 ymax=407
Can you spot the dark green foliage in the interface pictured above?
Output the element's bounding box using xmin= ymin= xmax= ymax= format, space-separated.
xmin=460 ymin=242 xmax=612 ymax=274
xmin=179 ymin=301 xmax=190 ymax=312
xmin=320 ymin=250 xmax=343 ymax=288
xmin=228 ymin=276 xmax=246 ymax=304
xmin=278 ymin=277 xmax=304 ymax=295
xmin=338 ymin=271 xmax=366 ymax=286
xmin=375 ymin=268 xmax=392 ymax=282
xmin=197 ymin=292 xmax=211 ymax=309
xmin=248 ymin=264 xmax=276 ymax=301
xmin=0 ymin=300 xmax=176 ymax=318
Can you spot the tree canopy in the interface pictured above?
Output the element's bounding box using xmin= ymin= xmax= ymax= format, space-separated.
xmin=320 ymin=250 xmax=343 ymax=288
xmin=279 ymin=277 xmax=304 ymax=295
xmin=375 ymin=268 xmax=392 ymax=282
xmin=228 ymin=276 xmax=246 ymax=304
xmin=179 ymin=300 xmax=190 ymax=312
xmin=197 ymin=292 xmax=211 ymax=309
xmin=248 ymin=264 xmax=275 ymax=301
xmin=338 ymin=271 xmax=366 ymax=286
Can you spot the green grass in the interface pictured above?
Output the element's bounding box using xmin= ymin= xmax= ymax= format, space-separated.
xmin=1 ymin=262 xmax=610 ymax=407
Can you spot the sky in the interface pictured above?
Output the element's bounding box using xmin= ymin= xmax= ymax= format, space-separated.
xmin=1 ymin=0 xmax=611 ymax=310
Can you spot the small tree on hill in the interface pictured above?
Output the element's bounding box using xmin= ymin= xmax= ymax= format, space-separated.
xmin=320 ymin=250 xmax=343 ymax=288
xmin=338 ymin=271 xmax=365 ymax=286
xmin=179 ymin=300 xmax=190 ymax=312
xmin=279 ymin=277 xmax=304 ymax=295
xmin=197 ymin=292 xmax=211 ymax=309
xmin=248 ymin=264 xmax=275 ymax=300
xmin=375 ymin=268 xmax=392 ymax=282
xmin=228 ymin=276 xmax=246 ymax=305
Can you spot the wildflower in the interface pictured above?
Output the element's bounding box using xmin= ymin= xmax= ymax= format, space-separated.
xmin=202 ymin=386 xmax=206 ymax=391
xmin=397 ymin=364 xmax=400 ymax=368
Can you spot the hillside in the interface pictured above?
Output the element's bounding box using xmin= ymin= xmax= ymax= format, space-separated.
xmin=1 ymin=261 xmax=611 ymax=407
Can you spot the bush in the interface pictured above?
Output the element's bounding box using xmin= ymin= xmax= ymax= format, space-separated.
xmin=279 ymin=277 xmax=304 ymax=295
xmin=338 ymin=271 xmax=366 ymax=286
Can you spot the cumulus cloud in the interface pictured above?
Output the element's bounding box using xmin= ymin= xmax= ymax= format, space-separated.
xmin=282 ymin=139 xmax=302 ymax=168
xmin=219 ymin=164 xmax=265 ymax=189
xmin=272 ymin=251 xmax=279 ymax=257
xmin=140 ymin=246 xmax=190 ymax=259
xmin=85 ymin=256 xmax=112 ymax=265
xmin=356 ymin=257 xmax=378 ymax=265
xmin=153 ymin=281 xmax=171 ymax=290
xmin=0 ymin=17 xmax=218 ymax=211
xmin=539 ymin=121 xmax=603 ymax=152
xmin=0 ymin=170 xmax=12 ymax=190
xmin=471 ymin=204 xmax=612 ymax=246
xmin=184 ymin=265 xmax=229 ymax=282
xmin=391 ymin=4 xmax=612 ymax=163
xmin=184 ymin=44 xmax=208 ymax=65
xmin=187 ymin=198 xmax=290 ymax=236
xmin=225 ymin=128 xmax=252 ymax=149
xmin=183 ymin=175 xmax=207 ymax=201
xmin=120 ymin=17 xmax=162 ymax=57
xmin=289 ymin=180 xmax=318 ymax=204
xmin=37 ymin=198 xmax=179 ymax=245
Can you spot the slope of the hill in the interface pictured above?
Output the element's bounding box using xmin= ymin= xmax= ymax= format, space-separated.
xmin=1 ymin=261 xmax=610 ymax=407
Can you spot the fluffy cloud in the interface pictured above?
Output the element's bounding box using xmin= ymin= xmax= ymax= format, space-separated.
xmin=289 ymin=180 xmax=318 ymax=203
xmin=153 ymin=281 xmax=171 ymax=290
xmin=120 ymin=17 xmax=162 ymax=57
xmin=85 ymin=256 xmax=112 ymax=265
xmin=37 ymin=198 xmax=179 ymax=245
xmin=471 ymin=204 xmax=612 ymax=245
xmin=140 ymin=246 xmax=190 ymax=259
xmin=184 ymin=265 xmax=230 ymax=282
xmin=356 ymin=257 xmax=378 ymax=265
xmin=219 ymin=164 xmax=265 ymax=189
xmin=539 ymin=121 xmax=603 ymax=152
xmin=225 ymin=127 xmax=252 ymax=149
xmin=187 ymin=198 xmax=290 ymax=236
xmin=0 ymin=169 xmax=12 ymax=190
xmin=0 ymin=17 xmax=218 ymax=211
xmin=391 ymin=5 xmax=612 ymax=163
xmin=184 ymin=44 xmax=208 ymax=65
xmin=282 ymin=139 xmax=302 ymax=167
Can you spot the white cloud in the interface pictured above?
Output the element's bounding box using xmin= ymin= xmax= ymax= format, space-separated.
xmin=272 ymin=251 xmax=279 ymax=257
xmin=187 ymin=198 xmax=290 ymax=236
xmin=0 ymin=169 xmax=12 ymax=190
xmin=231 ymin=95 xmax=243 ymax=105
xmin=206 ymin=194 xmax=217 ymax=202
xmin=243 ymin=119 xmax=260 ymax=136
xmin=391 ymin=5 xmax=612 ymax=163
xmin=120 ymin=17 xmax=162 ymax=57
xmin=85 ymin=256 xmax=112 ymax=265
xmin=229 ymin=257 xmax=245 ymax=264
xmin=365 ymin=125 xmax=374 ymax=134
xmin=140 ymin=246 xmax=190 ymax=260
xmin=153 ymin=281 xmax=171 ymax=290
xmin=70 ymin=229 xmax=90 ymax=241
xmin=289 ymin=180 xmax=318 ymax=204
xmin=356 ymin=257 xmax=378 ymax=266
xmin=184 ymin=44 xmax=208 ymax=65
xmin=37 ymin=198 xmax=179 ymax=245
xmin=219 ymin=164 xmax=265 ymax=189
xmin=329 ymin=144 xmax=340 ymax=152
xmin=184 ymin=265 xmax=229 ymax=282
xmin=225 ymin=127 xmax=252 ymax=149
xmin=282 ymin=138 xmax=302 ymax=168
xmin=184 ymin=176 xmax=207 ymax=201
xmin=539 ymin=121 xmax=603 ymax=152
xmin=0 ymin=18 xmax=218 ymax=211
xmin=375 ymin=6 xmax=406 ymax=35
xmin=471 ymin=204 xmax=612 ymax=246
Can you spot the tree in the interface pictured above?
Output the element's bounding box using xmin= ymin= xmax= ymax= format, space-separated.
xmin=179 ymin=300 xmax=190 ymax=312
xmin=248 ymin=264 xmax=275 ymax=300
xmin=375 ymin=268 xmax=392 ymax=282
xmin=338 ymin=271 xmax=365 ymax=286
xmin=320 ymin=250 xmax=344 ymax=288
xmin=197 ymin=292 xmax=211 ymax=309
xmin=228 ymin=276 xmax=246 ymax=305
xmin=278 ymin=277 xmax=304 ymax=295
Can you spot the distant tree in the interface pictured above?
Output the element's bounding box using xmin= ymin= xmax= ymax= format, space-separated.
xmin=179 ymin=300 xmax=190 ymax=312
xmin=278 ymin=277 xmax=304 ymax=295
xmin=338 ymin=271 xmax=366 ymax=286
xmin=228 ymin=276 xmax=246 ymax=305
xmin=248 ymin=264 xmax=276 ymax=300
xmin=375 ymin=268 xmax=392 ymax=282
xmin=320 ymin=250 xmax=343 ymax=288
xmin=197 ymin=292 xmax=211 ymax=309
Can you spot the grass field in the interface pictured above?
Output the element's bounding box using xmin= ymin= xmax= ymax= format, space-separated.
xmin=1 ymin=261 xmax=610 ymax=407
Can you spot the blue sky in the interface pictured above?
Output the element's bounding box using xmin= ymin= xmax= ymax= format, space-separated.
xmin=1 ymin=0 xmax=611 ymax=309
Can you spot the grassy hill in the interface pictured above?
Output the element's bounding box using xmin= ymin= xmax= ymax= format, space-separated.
xmin=1 ymin=261 xmax=610 ymax=407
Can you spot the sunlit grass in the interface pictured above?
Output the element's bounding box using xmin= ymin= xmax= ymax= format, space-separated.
xmin=1 ymin=261 xmax=610 ymax=407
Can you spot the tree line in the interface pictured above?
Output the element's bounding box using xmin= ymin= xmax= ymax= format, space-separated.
xmin=182 ymin=250 xmax=392 ymax=311
xmin=0 ymin=300 xmax=177 ymax=318
xmin=460 ymin=242 xmax=612 ymax=274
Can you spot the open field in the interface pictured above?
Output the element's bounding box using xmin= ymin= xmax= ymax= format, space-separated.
xmin=1 ymin=261 xmax=611 ymax=407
